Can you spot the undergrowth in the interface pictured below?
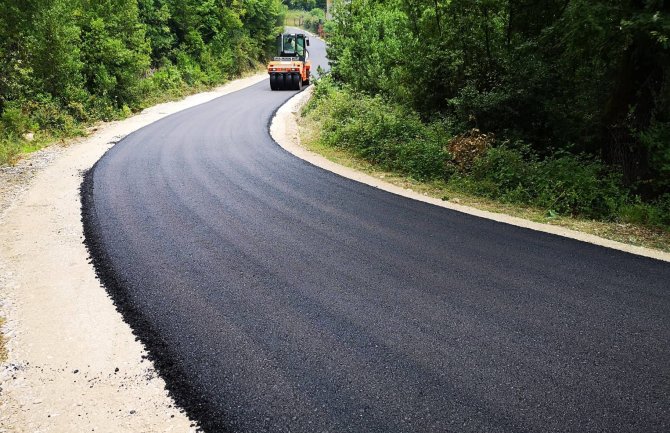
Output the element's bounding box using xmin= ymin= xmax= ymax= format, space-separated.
xmin=303 ymin=77 xmax=670 ymax=232
xmin=284 ymin=8 xmax=326 ymax=34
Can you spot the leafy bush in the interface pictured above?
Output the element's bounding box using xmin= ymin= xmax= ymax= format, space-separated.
xmin=457 ymin=147 xmax=628 ymax=219
xmin=0 ymin=136 xmax=21 ymax=164
xmin=148 ymin=65 xmax=185 ymax=92
xmin=620 ymin=195 xmax=670 ymax=227
xmin=533 ymin=153 xmax=625 ymax=218
xmin=0 ymin=102 xmax=33 ymax=136
xmin=309 ymin=79 xmax=448 ymax=180
xmin=31 ymin=103 xmax=77 ymax=135
xmin=466 ymin=146 xmax=532 ymax=199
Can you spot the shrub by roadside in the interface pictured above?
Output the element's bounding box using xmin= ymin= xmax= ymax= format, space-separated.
xmin=303 ymin=78 xmax=670 ymax=233
xmin=304 ymin=78 xmax=449 ymax=180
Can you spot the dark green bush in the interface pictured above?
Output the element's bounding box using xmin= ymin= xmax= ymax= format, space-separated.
xmin=311 ymin=81 xmax=448 ymax=180
xmin=620 ymin=194 xmax=670 ymax=227
xmin=468 ymin=146 xmax=532 ymax=198
xmin=533 ymin=153 xmax=626 ymax=218
xmin=457 ymin=147 xmax=628 ymax=219
xmin=27 ymin=97 xmax=79 ymax=135
xmin=0 ymin=102 xmax=33 ymax=136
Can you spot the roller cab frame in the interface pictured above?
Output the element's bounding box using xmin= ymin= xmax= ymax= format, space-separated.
xmin=268 ymin=33 xmax=311 ymax=91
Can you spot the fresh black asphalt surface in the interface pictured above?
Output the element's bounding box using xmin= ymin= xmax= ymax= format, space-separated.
xmin=82 ymin=33 xmax=670 ymax=433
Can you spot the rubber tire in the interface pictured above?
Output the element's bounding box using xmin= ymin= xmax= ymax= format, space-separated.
xmin=269 ymin=74 xmax=277 ymax=91
xmin=277 ymin=74 xmax=285 ymax=91
xmin=293 ymin=73 xmax=302 ymax=91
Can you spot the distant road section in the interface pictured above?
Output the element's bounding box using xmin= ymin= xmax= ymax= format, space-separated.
xmin=83 ymin=30 xmax=670 ymax=433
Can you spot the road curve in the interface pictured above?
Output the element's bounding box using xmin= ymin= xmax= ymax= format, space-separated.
xmin=82 ymin=33 xmax=670 ymax=433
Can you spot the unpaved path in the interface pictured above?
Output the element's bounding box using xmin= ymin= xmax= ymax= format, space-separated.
xmin=0 ymin=72 xmax=265 ymax=433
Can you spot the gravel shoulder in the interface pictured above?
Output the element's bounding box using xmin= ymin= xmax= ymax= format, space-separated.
xmin=0 ymin=72 xmax=265 ymax=433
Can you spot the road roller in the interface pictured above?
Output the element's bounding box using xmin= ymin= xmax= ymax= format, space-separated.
xmin=268 ymin=32 xmax=311 ymax=91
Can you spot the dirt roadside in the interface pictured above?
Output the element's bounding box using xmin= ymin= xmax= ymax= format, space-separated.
xmin=0 ymin=72 xmax=266 ymax=433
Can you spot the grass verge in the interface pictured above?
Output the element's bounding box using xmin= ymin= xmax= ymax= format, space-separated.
xmin=298 ymin=102 xmax=670 ymax=253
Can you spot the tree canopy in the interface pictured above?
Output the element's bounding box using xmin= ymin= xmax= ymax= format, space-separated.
xmin=0 ymin=0 xmax=284 ymax=159
xmin=327 ymin=0 xmax=670 ymax=199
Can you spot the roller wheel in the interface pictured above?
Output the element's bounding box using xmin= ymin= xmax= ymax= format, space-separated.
xmin=277 ymin=74 xmax=285 ymax=90
xmin=293 ymin=73 xmax=302 ymax=91
xmin=269 ymin=74 xmax=277 ymax=90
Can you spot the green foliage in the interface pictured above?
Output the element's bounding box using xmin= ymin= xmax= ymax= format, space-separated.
xmin=138 ymin=0 xmax=175 ymax=65
xmin=0 ymin=0 xmax=285 ymax=164
xmin=309 ymin=78 xmax=450 ymax=180
xmin=0 ymin=136 xmax=21 ymax=164
xmin=620 ymin=194 xmax=670 ymax=227
xmin=639 ymin=120 xmax=670 ymax=195
xmin=462 ymin=148 xmax=627 ymax=219
xmin=0 ymin=101 xmax=33 ymax=136
xmin=327 ymin=0 xmax=670 ymax=205
xmin=25 ymin=96 xmax=80 ymax=135
xmin=283 ymin=0 xmax=325 ymax=12
xmin=28 ymin=0 xmax=86 ymax=105
xmin=79 ymin=0 xmax=151 ymax=113
xmin=308 ymin=80 xmax=669 ymax=228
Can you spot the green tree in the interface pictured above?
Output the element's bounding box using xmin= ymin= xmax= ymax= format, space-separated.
xmin=138 ymin=0 xmax=175 ymax=66
xmin=327 ymin=0 xmax=670 ymax=199
xmin=79 ymin=0 xmax=151 ymax=110
xmin=28 ymin=0 xmax=85 ymax=104
xmin=0 ymin=0 xmax=35 ymax=112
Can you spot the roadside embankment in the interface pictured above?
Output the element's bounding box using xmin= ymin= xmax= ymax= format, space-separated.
xmin=271 ymin=87 xmax=670 ymax=263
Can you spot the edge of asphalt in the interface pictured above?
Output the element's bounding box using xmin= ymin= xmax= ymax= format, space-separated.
xmin=270 ymin=86 xmax=670 ymax=263
xmin=0 ymin=72 xmax=266 ymax=432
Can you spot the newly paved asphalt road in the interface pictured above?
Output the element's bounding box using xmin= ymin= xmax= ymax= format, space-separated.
xmin=82 ymin=33 xmax=670 ymax=433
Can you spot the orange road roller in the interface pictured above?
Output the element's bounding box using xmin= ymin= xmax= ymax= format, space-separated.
xmin=268 ymin=33 xmax=311 ymax=91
